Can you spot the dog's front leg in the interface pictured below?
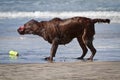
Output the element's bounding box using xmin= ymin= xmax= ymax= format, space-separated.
xmin=45 ymin=38 xmax=59 ymax=62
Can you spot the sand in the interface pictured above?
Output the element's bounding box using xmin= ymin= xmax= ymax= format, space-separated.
xmin=0 ymin=61 xmax=120 ymax=80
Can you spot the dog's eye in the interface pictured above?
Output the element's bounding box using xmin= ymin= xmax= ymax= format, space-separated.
xmin=27 ymin=23 xmax=33 ymax=28
xmin=28 ymin=23 xmax=33 ymax=26
xmin=24 ymin=23 xmax=33 ymax=29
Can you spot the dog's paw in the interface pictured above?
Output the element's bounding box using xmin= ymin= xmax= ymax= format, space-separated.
xmin=44 ymin=57 xmax=53 ymax=62
xmin=76 ymin=57 xmax=84 ymax=60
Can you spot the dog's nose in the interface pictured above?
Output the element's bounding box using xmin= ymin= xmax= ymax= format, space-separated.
xmin=17 ymin=26 xmax=25 ymax=35
xmin=18 ymin=26 xmax=24 ymax=31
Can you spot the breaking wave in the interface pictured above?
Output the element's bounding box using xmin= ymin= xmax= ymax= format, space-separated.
xmin=0 ymin=11 xmax=120 ymax=23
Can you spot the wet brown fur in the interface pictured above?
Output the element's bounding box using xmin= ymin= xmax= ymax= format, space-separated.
xmin=18 ymin=16 xmax=110 ymax=61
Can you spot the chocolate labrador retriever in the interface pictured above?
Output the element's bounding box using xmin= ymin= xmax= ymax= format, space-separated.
xmin=17 ymin=17 xmax=110 ymax=61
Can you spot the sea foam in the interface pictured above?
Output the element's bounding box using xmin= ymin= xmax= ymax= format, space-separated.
xmin=0 ymin=11 xmax=120 ymax=23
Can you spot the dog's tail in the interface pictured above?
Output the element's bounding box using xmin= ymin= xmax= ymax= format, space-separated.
xmin=92 ymin=19 xmax=110 ymax=24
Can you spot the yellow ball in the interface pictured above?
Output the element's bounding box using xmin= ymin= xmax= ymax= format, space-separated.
xmin=9 ymin=50 xmax=19 ymax=56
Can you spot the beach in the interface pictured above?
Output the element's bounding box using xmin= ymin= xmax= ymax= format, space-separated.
xmin=0 ymin=61 xmax=120 ymax=80
xmin=0 ymin=0 xmax=120 ymax=79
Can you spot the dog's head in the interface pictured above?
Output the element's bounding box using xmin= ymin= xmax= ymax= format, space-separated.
xmin=17 ymin=19 xmax=39 ymax=35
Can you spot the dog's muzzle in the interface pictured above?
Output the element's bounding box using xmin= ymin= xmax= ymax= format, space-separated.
xmin=17 ymin=26 xmax=25 ymax=35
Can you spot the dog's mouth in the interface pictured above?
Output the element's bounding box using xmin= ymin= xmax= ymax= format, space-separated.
xmin=17 ymin=26 xmax=25 ymax=35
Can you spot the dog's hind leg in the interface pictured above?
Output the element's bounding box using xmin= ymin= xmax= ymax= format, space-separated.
xmin=85 ymin=24 xmax=96 ymax=60
xmin=77 ymin=36 xmax=88 ymax=60
xmin=86 ymin=38 xmax=96 ymax=60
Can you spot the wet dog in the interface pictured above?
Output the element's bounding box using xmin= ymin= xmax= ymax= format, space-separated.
xmin=17 ymin=17 xmax=110 ymax=61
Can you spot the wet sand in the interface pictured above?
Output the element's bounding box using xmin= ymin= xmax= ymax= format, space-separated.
xmin=0 ymin=61 xmax=120 ymax=80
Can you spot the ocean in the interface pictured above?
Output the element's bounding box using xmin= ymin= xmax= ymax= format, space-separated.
xmin=0 ymin=0 xmax=120 ymax=63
